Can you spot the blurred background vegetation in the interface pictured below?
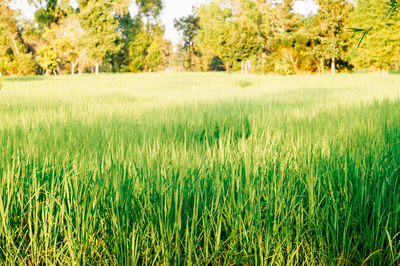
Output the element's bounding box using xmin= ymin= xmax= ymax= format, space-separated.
xmin=0 ymin=0 xmax=399 ymax=76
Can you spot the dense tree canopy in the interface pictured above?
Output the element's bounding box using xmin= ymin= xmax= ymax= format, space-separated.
xmin=0 ymin=1 xmax=35 ymax=76
xmin=352 ymin=0 xmax=400 ymax=73
xmin=0 ymin=0 xmax=399 ymax=76
xmin=180 ymin=0 xmax=399 ymax=74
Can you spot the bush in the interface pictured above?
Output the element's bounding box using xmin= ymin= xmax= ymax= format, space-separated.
xmin=209 ymin=56 xmax=225 ymax=71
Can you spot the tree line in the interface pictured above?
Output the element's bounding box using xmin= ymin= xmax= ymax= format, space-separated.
xmin=176 ymin=0 xmax=400 ymax=75
xmin=0 ymin=0 xmax=169 ymax=76
xmin=1 ymin=0 xmax=399 ymax=76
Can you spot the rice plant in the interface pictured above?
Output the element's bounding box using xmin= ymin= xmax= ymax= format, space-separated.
xmin=0 ymin=73 xmax=399 ymax=264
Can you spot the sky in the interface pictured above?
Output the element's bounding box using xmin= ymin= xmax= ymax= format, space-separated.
xmin=160 ymin=0 xmax=208 ymax=44
xmin=10 ymin=0 xmax=317 ymax=45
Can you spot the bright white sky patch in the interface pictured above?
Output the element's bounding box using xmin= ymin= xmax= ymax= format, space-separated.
xmin=9 ymin=0 xmax=36 ymax=20
xmin=293 ymin=0 xmax=318 ymax=15
xmin=161 ymin=0 xmax=207 ymax=45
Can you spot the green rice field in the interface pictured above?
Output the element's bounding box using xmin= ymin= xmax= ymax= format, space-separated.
xmin=0 ymin=73 xmax=400 ymax=264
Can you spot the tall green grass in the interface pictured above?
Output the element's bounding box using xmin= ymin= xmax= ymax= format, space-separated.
xmin=0 ymin=73 xmax=400 ymax=264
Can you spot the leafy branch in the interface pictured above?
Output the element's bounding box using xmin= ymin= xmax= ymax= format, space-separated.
xmin=352 ymin=0 xmax=399 ymax=47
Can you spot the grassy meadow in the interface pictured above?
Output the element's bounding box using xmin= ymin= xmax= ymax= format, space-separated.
xmin=1 ymin=73 xmax=400 ymax=264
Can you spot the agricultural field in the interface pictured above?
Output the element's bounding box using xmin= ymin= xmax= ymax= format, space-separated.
xmin=0 ymin=73 xmax=400 ymax=264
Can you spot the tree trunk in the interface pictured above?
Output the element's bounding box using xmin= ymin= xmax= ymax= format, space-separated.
xmin=79 ymin=55 xmax=86 ymax=75
xmin=45 ymin=69 xmax=50 ymax=76
xmin=320 ymin=58 xmax=324 ymax=74
xmin=190 ymin=44 xmax=195 ymax=72
xmin=331 ymin=57 xmax=335 ymax=75
xmin=72 ymin=59 xmax=80 ymax=75
xmin=241 ymin=59 xmax=251 ymax=75
xmin=95 ymin=62 xmax=99 ymax=75
xmin=56 ymin=65 xmax=62 ymax=75
xmin=288 ymin=52 xmax=298 ymax=74
xmin=246 ymin=59 xmax=251 ymax=74
xmin=7 ymin=32 xmax=20 ymax=56
xmin=225 ymin=62 xmax=230 ymax=74
xmin=261 ymin=52 xmax=266 ymax=73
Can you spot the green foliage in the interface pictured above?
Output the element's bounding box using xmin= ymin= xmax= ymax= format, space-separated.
xmin=128 ymin=25 xmax=164 ymax=72
xmin=0 ymin=2 xmax=36 ymax=76
xmin=195 ymin=0 xmax=355 ymax=74
xmin=231 ymin=11 xmax=262 ymax=60
xmin=146 ymin=37 xmax=162 ymax=70
xmin=268 ymin=0 xmax=304 ymax=74
xmin=315 ymin=0 xmax=355 ymax=73
xmin=197 ymin=1 xmax=236 ymax=72
xmin=174 ymin=14 xmax=200 ymax=71
xmin=112 ymin=14 xmax=141 ymax=72
xmin=1 ymin=73 xmax=400 ymax=264
xmin=237 ymin=79 xmax=254 ymax=87
xmin=387 ymin=0 xmax=400 ymax=15
xmin=37 ymin=45 xmax=60 ymax=74
xmin=34 ymin=0 xmax=70 ymax=30
xmin=79 ymin=0 xmax=121 ymax=71
xmin=351 ymin=0 xmax=400 ymax=72
xmin=174 ymin=15 xmax=199 ymax=49
xmin=23 ymin=0 xmax=165 ymax=75
xmin=35 ymin=18 xmax=81 ymax=75
xmin=136 ymin=0 xmax=163 ymax=19
xmin=3 ymin=0 xmax=400 ymax=75
xmin=210 ymin=56 xmax=225 ymax=71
